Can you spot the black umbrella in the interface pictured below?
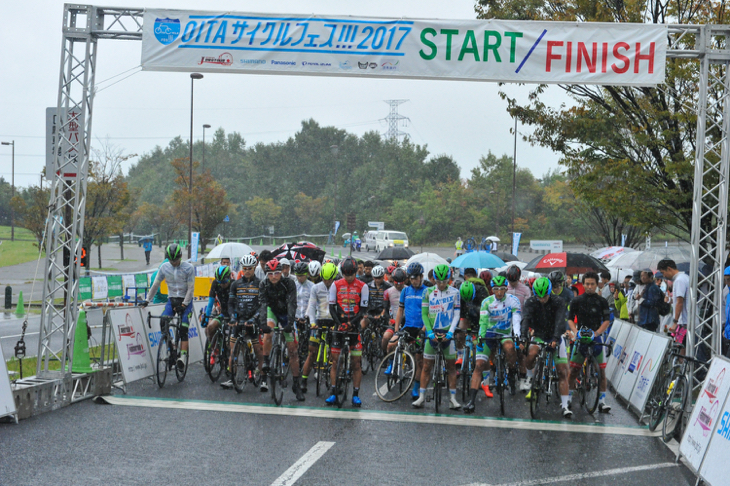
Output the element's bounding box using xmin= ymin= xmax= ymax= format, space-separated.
xmin=272 ymin=242 xmax=326 ymax=262
xmin=492 ymin=251 xmax=520 ymax=262
xmin=524 ymin=252 xmax=608 ymax=275
xmin=377 ymin=247 xmax=415 ymax=260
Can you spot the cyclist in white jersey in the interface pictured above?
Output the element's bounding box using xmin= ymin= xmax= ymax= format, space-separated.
xmin=301 ymin=262 xmax=338 ymax=393
xmin=142 ymin=244 xmax=195 ymax=371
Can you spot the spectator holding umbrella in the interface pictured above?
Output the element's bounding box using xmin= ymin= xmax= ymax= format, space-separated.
xmin=638 ymin=270 xmax=662 ymax=332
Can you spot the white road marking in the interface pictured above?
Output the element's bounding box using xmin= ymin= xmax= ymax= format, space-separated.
xmin=460 ymin=462 xmax=677 ymax=486
xmin=270 ymin=441 xmax=334 ymax=486
xmin=100 ymin=395 xmax=660 ymax=437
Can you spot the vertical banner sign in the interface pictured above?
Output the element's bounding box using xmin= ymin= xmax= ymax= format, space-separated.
xmin=0 ymin=343 xmax=17 ymax=420
xmin=108 ymin=307 xmax=154 ymax=384
xmin=142 ymin=11 xmax=666 ymax=87
xmin=679 ymin=357 xmax=730 ymax=472
xmin=512 ymin=232 xmax=521 ymax=257
xmin=91 ymin=276 xmax=108 ymax=300
xmin=191 ymin=232 xmax=200 ymax=263
xmin=334 ymin=221 xmax=341 ymax=235
xmin=621 ymin=234 xmax=627 ymax=247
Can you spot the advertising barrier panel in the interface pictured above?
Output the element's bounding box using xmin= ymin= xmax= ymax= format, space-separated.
xmin=629 ymin=332 xmax=671 ymax=413
xmin=679 ymin=356 xmax=730 ymax=473
xmin=142 ymin=304 xmax=205 ymax=365
xmin=615 ymin=327 xmax=653 ymax=400
xmin=698 ymin=366 xmax=730 ymax=485
xmin=610 ymin=325 xmax=639 ymax=385
xmin=606 ymin=322 xmax=632 ymax=382
xmin=0 ymin=343 xmax=17 ymax=421
xmin=108 ymin=307 xmax=154 ymax=384
xmin=141 ymin=11 xmax=666 ymax=86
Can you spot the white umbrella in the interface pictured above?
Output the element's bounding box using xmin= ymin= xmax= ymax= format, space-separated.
xmin=590 ymin=246 xmax=637 ymax=263
xmin=205 ymin=242 xmax=254 ymax=261
xmin=405 ymin=252 xmax=450 ymax=277
xmin=486 ymin=236 xmax=500 ymax=242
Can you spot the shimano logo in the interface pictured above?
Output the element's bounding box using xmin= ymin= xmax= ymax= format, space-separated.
xmin=240 ymin=59 xmax=266 ymax=65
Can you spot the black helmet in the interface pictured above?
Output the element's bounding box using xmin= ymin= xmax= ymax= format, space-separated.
xmin=548 ymin=271 xmax=565 ymax=285
xmin=392 ymin=267 xmax=407 ymax=283
xmin=341 ymin=256 xmax=358 ymax=276
xmin=165 ymin=243 xmax=182 ymax=261
xmin=293 ymin=262 xmax=309 ymax=276
xmin=506 ymin=265 xmax=521 ymax=282
xmin=407 ymin=262 xmax=424 ymax=277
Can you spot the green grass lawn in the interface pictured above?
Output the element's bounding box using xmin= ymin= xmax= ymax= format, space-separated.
xmin=0 ymin=226 xmax=44 ymax=268
xmin=6 ymin=342 xmax=118 ymax=379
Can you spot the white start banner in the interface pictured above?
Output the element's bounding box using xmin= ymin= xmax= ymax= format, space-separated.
xmin=141 ymin=10 xmax=666 ymax=86
xmin=0 ymin=343 xmax=16 ymax=420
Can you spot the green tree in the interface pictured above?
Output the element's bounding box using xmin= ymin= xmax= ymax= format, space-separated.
xmin=10 ymin=186 xmax=50 ymax=246
xmin=245 ymin=196 xmax=282 ymax=233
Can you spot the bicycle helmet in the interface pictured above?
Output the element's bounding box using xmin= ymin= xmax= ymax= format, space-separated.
xmin=460 ymin=281 xmax=476 ymax=301
xmin=214 ymin=265 xmax=231 ymax=282
xmin=371 ymin=265 xmax=385 ymax=278
xmin=548 ymin=271 xmax=566 ymax=285
xmin=433 ymin=264 xmax=450 ymax=282
xmin=308 ymin=260 xmax=322 ymax=278
xmin=341 ymin=256 xmax=358 ymax=276
xmin=506 ymin=265 xmax=521 ymax=281
xmin=165 ymin=243 xmax=182 ymax=261
xmin=491 ymin=275 xmax=508 ymax=289
xmin=407 ymin=262 xmax=424 ymax=277
xmin=321 ymin=262 xmax=338 ymax=280
xmin=532 ymin=277 xmax=552 ymax=298
xmin=479 ymin=270 xmax=492 ymax=283
xmin=265 ymin=259 xmax=280 ymax=274
xmin=279 ymin=257 xmax=291 ymax=267
xmin=392 ymin=267 xmax=407 ymax=283
xmin=386 ymin=265 xmax=396 ymax=275
xmin=241 ymin=254 xmax=257 ymax=268
xmin=293 ymin=262 xmax=309 ymax=276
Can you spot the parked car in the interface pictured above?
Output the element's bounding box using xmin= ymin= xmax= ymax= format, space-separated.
xmin=375 ymin=230 xmax=409 ymax=252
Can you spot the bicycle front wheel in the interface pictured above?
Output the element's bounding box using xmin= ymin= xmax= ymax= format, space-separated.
xmin=434 ymin=354 xmax=444 ymax=414
xmin=647 ymin=373 xmax=671 ymax=431
xmin=461 ymin=346 xmax=472 ymax=403
xmin=375 ymin=349 xmax=415 ymax=402
xmin=335 ymin=349 xmax=350 ymax=408
xmin=315 ymin=342 xmax=328 ymax=397
xmin=270 ymin=346 xmax=284 ymax=406
xmin=156 ymin=333 xmax=170 ymax=388
xmin=529 ymin=358 xmax=544 ymax=419
xmin=232 ymin=339 xmax=248 ymax=393
xmin=205 ymin=331 xmax=224 ymax=383
xmin=663 ymin=376 xmax=688 ymax=443
xmin=495 ymin=353 xmax=506 ymax=416
xmin=583 ymin=356 xmax=601 ymax=415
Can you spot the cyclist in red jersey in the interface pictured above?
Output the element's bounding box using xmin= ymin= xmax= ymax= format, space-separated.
xmin=326 ymin=256 xmax=369 ymax=407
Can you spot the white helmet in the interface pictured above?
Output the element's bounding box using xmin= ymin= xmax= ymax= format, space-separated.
xmin=308 ymin=260 xmax=322 ymax=278
xmin=371 ymin=265 xmax=385 ymax=278
xmin=279 ymin=257 xmax=291 ymax=267
xmin=241 ymin=254 xmax=257 ymax=268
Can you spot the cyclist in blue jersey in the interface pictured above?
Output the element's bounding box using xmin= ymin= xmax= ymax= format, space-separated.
xmin=390 ymin=262 xmax=428 ymax=400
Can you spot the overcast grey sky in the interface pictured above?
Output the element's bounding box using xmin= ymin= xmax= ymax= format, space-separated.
xmin=0 ymin=0 xmax=571 ymax=188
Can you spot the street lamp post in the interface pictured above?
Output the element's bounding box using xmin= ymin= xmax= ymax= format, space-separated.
xmin=189 ymin=73 xmax=203 ymax=258
xmin=202 ymin=124 xmax=211 ymax=169
xmin=330 ymin=144 xmax=339 ymax=238
xmin=1 ymin=141 xmax=15 ymax=241
xmin=511 ymin=117 xmax=517 ymax=249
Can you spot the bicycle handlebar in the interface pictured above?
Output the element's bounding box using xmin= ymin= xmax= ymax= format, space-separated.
xmin=669 ymin=351 xmax=708 ymax=366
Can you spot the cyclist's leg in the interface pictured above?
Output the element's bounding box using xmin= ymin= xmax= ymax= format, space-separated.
xmin=502 ymin=337 xmax=516 ymax=368
xmin=206 ymin=317 xmax=221 ymax=341
xmin=301 ymin=325 xmax=320 ymax=379
xmin=420 ymin=340 xmax=437 ymax=389
xmin=555 ymin=337 xmax=570 ymax=408
xmin=524 ymin=339 xmax=542 ymax=370
xmin=568 ymin=342 xmax=583 ymax=400
xmin=351 ymin=336 xmax=363 ymax=388
xmin=228 ymin=320 xmax=239 ymax=370
xmin=444 ymin=340 xmax=458 ymax=389
xmin=179 ymin=301 xmax=193 ymax=354
xmin=382 ymin=326 xmax=396 ymax=353
xmin=263 ymin=308 xmax=276 ymax=356
xmin=329 ymin=332 xmax=343 ymax=389
xmin=282 ymin=317 xmax=301 ymax=377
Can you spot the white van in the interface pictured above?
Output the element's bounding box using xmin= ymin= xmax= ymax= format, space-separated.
xmin=363 ymin=231 xmax=378 ymax=252
xmin=375 ymin=230 xmax=410 ymax=252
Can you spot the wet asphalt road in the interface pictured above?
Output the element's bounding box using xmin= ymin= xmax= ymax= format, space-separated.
xmin=0 ymin=360 xmax=698 ymax=486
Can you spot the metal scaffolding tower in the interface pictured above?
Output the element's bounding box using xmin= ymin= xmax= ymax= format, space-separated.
xmin=382 ymin=99 xmax=410 ymax=141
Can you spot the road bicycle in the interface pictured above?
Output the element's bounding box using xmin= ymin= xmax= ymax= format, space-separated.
xmin=525 ymin=339 xmax=560 ymax=419
xmin=310 ymin=321 xmax=333 ymax=397
xmin=361 ymin=314 xmax=386 ymax=374
xmin=268 ymin=325 xmax=289 ymax=406
xmin=646 ymin=340 xmax=684 ymax=431
xmin=204 ymin=316 xmax=233 ymax=383
xmin=481 ymin=331 xmax=518 ymax=416
xmin=573 ymin=328 xmax=612 ymax=415
xmin=456 ymin=329 xmax=477 ymax=403
xmin=375 ymin=329 xmax=419 ymax=402
xmin=231 ymin=320 xmax=262 ymax=393
xmin=425 ymin=332 xmax=451 ymax=413
xmin=332 ymin=328 xmax=361 ymax=408
xmin=147 ymin=308 xmax=188 ymax=388
xmin=296 ymin=318 xmax=310 ymax=370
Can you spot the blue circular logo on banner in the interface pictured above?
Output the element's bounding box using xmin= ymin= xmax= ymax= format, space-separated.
xmin=154 ymin=18 xmax=181 ymax=45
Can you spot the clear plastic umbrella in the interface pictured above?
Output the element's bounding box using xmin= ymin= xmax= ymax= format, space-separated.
xmin=205 ymin=242 xmax=254 ymax=260
xmin=631 ymin=247 xmax=692 ymax=271
xmin=590 ymin=246 xmax=637 ymax=263
xmin=405 ymin=252 xmax=450 ymax=277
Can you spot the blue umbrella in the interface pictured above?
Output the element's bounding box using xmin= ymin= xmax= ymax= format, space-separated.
xmin=451 ymin=251 xmax=506 ymax=269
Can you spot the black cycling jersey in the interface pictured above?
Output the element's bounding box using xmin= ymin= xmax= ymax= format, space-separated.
xmin=358 ymin=274 xmax=374 ymax=285
xmin=366 ymin=280 xmax=392 ymax=314
xmin=228 ymin=275 xmax=261 ymax=323
xmin=521 ymin=295 xmax=567 ymax=342
xmin=568 ymin=292 xmax=610 ymax=332
xmin=459 ymin=282 xmax=490 ymax=330
xmin=209 ymin=280 xmax=230 ymax=318
xmin=259 ymin=277 xmax=297 ymax=324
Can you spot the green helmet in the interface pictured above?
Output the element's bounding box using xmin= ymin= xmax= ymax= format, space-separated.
xmin=321 ymin=262 xmax=338 ymax=280
xmin=490 ymin=275 xmax=508 ymax=289
xmin=165 ymin=243 xmax=182 ymax=261
xmin=433 ymin=264 xmax=450 ymax=282
xmin=460 ymin=281 xmax=475 ymax=301
xmin=215 ymin=265 xmax=231 ymax=282
xmin=532 ymin=277 xmax=552 ymax=298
